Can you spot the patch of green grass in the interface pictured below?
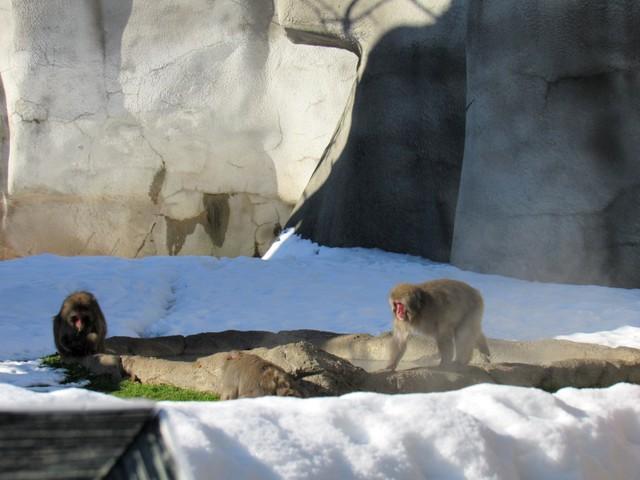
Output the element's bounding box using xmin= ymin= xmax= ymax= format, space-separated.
xmin=40 ymin=354 xmax=218 ymax=401
xmin=112 ymin=380 xmax=219 ymax=401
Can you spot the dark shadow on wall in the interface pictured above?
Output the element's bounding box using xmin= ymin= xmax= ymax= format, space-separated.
xmin=591 ymin=71 xmax=640 ymax=288
xmin=549 ymin=69 xmax=640 ymax=287
xmin=97 ymin=0 xmax=132 ymax=112
xmin=605 ymin=184 xmax=640 ymax=288
xmin=287 ymin=1 xmax=467 ymax=262
xmin=451 ymin=0 xmax=640 ymax=288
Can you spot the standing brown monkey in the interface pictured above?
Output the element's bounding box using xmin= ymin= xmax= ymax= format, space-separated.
xmin=53 ymin=291 xmax=107 ymax=357
xmin=219 ymin=351 xmax=304 ymax=400
xmin=386 ymin=279 xmax=490 ymax=370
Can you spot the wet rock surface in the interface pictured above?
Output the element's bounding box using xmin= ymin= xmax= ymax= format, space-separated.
xmin=68 ymin=330 xmax=640 ymax=398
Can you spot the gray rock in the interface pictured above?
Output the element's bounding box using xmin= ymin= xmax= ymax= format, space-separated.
xmin=540 ymin=359 xmax=631 ymax=392
xmin=452 ymin=0 xmax=640 ymax=287
xmin=80 ymin=330 xmax=640 ymax=397
xmin=364 ymin=365 xmax=494 ymax=394
xmin=120 ymin=341 xmax=365 ymax=397
xmin=0 ymin=0 xmax=355 ymax=258
xmin=121 ymin=354 xmax=218 ymax=393
xmin=248 ymin=341 xmax=367 ymax=396
xmin=106 ymin=336 xmax=185 ymax=357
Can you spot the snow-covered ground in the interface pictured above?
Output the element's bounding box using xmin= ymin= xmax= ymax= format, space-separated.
xmin=1 ymin=230 xmax=639 ymax=362
xmin=2 ymin=382 xmax=639 ymax=479
xmin=1 ymin=230 xmax=640 ymax=479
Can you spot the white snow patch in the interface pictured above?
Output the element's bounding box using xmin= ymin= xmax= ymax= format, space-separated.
xmin=159 ymin=383 xmax=640 ymax=479
xmin=0 ymin=360 xmax=86 ymax=391
xmin=1 ymin=235 xmax=639 ymax=363
xmin=2 ymin=383 xmax=638 ymax=480
xmin=556 ymin=325 xmax=640 ymax=350
xmin=0 ymin=383 xmax=138 ymax=409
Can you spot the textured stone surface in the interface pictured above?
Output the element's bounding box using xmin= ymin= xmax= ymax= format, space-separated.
xmin=4 ymin=1 xmax=640 ymax=287
xmin=285 ymin=0 xmax=467 ymax=262
xmin=105 ymin=329 xmax=640 ymax=367
xmin=248 ymin=342 xmax=366 ymax=395
xmin=106 ymin=335 xmax=185 ymax=357
xmin=120 ymin=341 xmax=365 ymax=397
xmin=0 ymin=0 xmax=356 ymax=257
xmin=452 ymin=0 xmax=640 ymax=286
xmin=92 ymin=329 xmax=640 ymax=397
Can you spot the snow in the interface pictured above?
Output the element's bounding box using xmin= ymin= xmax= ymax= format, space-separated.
xmin=1 ymin=382 xmax=640 ymax=479
xmin=1 ymin=230 xmax=640 ymax=479
xmin=1 ymin=231 xmax=639 ymax=362
xmin=161 ymin=384 xmax=640 ymax=480
xmin=0 ymin=360 xmax=86 ymax=392
xmin=557 ymin=325 xmax=640 ymax=350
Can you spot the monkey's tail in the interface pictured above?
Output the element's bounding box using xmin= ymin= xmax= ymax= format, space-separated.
xmin=476 ymin=333 xmax=491 ymax=358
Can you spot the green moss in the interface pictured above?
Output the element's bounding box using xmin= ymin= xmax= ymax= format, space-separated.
xmin=40 ymin=354 xmax=218 ymax=401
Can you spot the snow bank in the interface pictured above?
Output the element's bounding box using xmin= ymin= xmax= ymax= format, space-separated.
xmin=1 ymin=383 xmax=638 ymax=479
xmin=162 ymin=382 xmax=640 ymax=479
xmin=556 ymin=325 xmax=640 ymax=350
xmin=0 ymin=383 xmax=133 ymax=409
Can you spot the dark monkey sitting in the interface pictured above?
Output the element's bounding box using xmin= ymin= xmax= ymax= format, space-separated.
xmin=386 ymin=279 xmax=490 ymax=370
xmin=53 ymin=291 xmax=107 ymax=357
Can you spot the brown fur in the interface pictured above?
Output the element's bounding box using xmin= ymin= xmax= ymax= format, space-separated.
xmin=53 ymin=291 xmax=107 ymax=357
xmin=219 ymin=351 xmax=304 ymax=400
xmin=386 ymin=279 xmax=490 ymax=370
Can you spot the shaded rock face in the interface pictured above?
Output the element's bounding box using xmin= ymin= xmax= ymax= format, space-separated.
xmin=451 ymin=1 xmax=640 ymax=287
xmin=286 ymin=0 xmax=467 ymax=262
xmin=285 ymin=0 xmax=640 ymax=287
xmin=0 ymin=0 xmax=356 ymax=257
xmin=86 ymin=330 xmax=640 ymax=398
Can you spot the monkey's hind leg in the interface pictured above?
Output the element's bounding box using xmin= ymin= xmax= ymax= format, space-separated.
xmin=452 ymin=315 xmax=481 ymax=365
xmin=436 ymin=330 xmax=455 ymax=366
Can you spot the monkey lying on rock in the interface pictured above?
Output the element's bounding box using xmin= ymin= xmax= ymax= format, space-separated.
xmin=53 ymin=291 xmax=107 ymax=357
xmin=386 ymin=279 xmax=490 ymax=370
xmin=219 ymin=351 xmax=305 ymax=400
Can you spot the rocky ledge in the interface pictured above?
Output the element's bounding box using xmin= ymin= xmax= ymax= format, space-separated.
xmin=70 ymin=330 xmax=640 ymax=398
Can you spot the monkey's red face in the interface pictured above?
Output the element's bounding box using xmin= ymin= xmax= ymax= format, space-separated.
xmin=68 ymin=311 xmax=91 ymax=333
xmin=393 ymin=301 xmax=407 ymax=321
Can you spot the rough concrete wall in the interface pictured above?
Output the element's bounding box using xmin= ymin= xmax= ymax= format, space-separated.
xmin=284 ymin=0 xmax=467 ymax=262
xmin=452 ymin=0 xmax=640 ymax=287
xmin=0 ymin=2 xmax=10 ymax=258
xmin=0 ymin=0 xmax=356 ymax=257
xmin=0 ymin=79 xmax=7 ymax=197
xmin=0 ymin=0 xmax=9 ymax=195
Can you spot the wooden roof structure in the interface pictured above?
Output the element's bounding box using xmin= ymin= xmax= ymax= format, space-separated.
xmin=0 ymin=408 xmax=178 ymax=479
